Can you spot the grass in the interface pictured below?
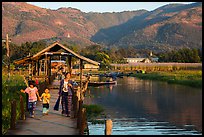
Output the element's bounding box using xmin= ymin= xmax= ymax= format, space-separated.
xmin=132 ymin=70 xmax=202 ymax=88
xmin=83 ymin=104 xmax=105 ymax=124
xmin=2 ymin=74 xmax=27 ymax=135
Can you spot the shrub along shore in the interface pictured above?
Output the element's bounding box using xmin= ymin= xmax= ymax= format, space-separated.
xmin=131 ymin=70 xmax=202 ymax=89
xmin=2 ymin=74 xmax=27 ymax=135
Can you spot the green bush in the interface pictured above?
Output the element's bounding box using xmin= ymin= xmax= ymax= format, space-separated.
xmin=2 ymin=74 xmax=27 ymax=135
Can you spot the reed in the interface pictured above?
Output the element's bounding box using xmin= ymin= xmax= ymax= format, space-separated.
xmin=83 ymin=104 xmax=104 ymax=120
xmin=2 ymin=74 xmax=27 ymax=135
xmin=111 ymin=63 xmax=202 ymax=72
xmin=132 ymin=70 xmax=202 ymax=88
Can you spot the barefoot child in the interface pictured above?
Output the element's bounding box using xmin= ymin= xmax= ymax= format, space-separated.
xmin=21 ymin=81 xmax=41 ymax=118
xmin=40 ymin=88 xmax=51 ymax=115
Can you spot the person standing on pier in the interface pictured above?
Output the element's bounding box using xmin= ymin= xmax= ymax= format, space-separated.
xmin=40 ymin=88 xmax=51 ymax=115
xmin=21 ymin=81 xmax=41 ymax=118
xmin=58 ymin=72 xmax=74 ymax=117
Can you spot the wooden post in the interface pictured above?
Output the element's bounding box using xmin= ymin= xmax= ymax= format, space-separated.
xmin=45 ymin=55 xmax=50 ymax=83
xmin=6 ymin=34 xmax=10 ymax=80
xmin=20 ymin=95 xmax=25 ymax=120
xmin=80 ymin=108 xmax=87 ymax=135
xmin=79 ymin=59 xmax=83 ymax=100
xmin=105 ymin=119 xmax=112 ymax=135
xmin=44 ymin=59 xmax=46 ymax=76
xmin=48 ymin=56 xmax=51 ymax=84
xmin=68 ymin=55 xmax=72 ymax=73
xmin=28 ymin=55 xmax=31 ymax=79
xmin=45 ymin=54 xmax=48 ymax=76
xmin=39 ymin=60 xmax=42 ymax=76
xmin=30 ymin=61 xmax=33 ymax=80
xmin=77 ymin=100 xmax=83 ymax=128
xmin=74 ymin=92 xmax=79 ymax=118
xmin=26 ymin=93 xmax=29 ymax=111
xmin=37 ymin=60 xmax=40 ymax=76
xmin=10 ymin=100 xmax=17 ymax=129
xmin=34 ymin=61 xmax=37 ymax=77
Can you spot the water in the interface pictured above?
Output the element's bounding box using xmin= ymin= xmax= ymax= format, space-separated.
xmin=84 ymin=76 xmax=202 ymax=135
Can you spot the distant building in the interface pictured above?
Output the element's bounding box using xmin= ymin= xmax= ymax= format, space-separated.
xmin=84 ymin=63 xmax=99 ymax=70
xmin=124 ymin=58 xmax=151 ymax=63
xmin=150 ymin=57 xmax=159 ymax=62
xmin=141 ymin=58 xmax=151 ymax=63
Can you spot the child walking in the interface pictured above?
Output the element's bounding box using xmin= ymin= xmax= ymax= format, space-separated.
xmin=40 ymin=88 xmax=51 ymax=115
xmin=21 ymin=81 xmax=41 ymax=118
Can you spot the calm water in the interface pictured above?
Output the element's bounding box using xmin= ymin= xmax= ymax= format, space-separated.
xmin=84 ymin=76 xmax=202 ymax=135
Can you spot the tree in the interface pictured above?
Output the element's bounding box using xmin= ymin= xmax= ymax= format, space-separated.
xmin=95 ymin=52 xmax=110 ymax=70
xmin=30 ymin=40 xmax=47 ymax=55
xmin=191 ymin=48 xmax=200 ymax=63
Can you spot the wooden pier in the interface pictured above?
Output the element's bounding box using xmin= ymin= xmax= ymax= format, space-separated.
xmin=4 ymin=41 xmax=99 ymax=135
xmin=6 ymin=79 xmax=79 ymax=135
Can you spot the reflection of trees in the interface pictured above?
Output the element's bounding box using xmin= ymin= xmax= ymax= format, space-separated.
xmin=86 ymin=77 xmax=202 ymax=132
xmin=154 ymin=84 xmax=202 ymax=132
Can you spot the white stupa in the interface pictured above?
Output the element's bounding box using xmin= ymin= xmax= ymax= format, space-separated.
xmin=67 ymin=33 xmax=70 ymax=38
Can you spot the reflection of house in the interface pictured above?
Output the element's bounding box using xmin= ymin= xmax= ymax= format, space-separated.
xmin=124 ymin=58 xmax=151 ymax=63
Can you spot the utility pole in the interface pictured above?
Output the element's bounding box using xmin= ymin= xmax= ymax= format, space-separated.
xmin=6 ymin=34 xmax=10 ymax=80
xmin=28 ymin=53 xmax=31 ymax=79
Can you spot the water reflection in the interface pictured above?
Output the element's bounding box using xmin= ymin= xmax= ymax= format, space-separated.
xmin=85 ymin=77 xmax=202 ymax=134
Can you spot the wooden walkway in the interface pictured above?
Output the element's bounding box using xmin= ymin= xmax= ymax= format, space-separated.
xmin=6 ymin=79 xmax=79 ymax=135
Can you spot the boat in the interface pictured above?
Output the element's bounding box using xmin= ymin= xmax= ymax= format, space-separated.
xmin=88 ymin=80 xmax=117 ymax=86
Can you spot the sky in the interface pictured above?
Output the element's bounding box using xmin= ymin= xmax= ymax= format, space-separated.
xmin=27 ymin=2 xmax=194 ymax=13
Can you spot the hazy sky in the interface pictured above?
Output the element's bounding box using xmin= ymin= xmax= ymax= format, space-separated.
xmin=27 ymin=2 xmax=194 ymax=13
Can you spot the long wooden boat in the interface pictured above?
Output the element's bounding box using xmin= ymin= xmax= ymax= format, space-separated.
xmin=88 ymin=81 xmax=117 ymax=86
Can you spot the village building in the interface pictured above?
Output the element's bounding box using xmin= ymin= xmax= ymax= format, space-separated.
xmin=84 ymin=63 xmax=100 ymax=70
xmin=124 ymin=58 xmax=152 ymax=63
xmin=124 ymin=56 xmax=159 ymax=64
xmin=14 ymin=41 xmax=100 ymax=83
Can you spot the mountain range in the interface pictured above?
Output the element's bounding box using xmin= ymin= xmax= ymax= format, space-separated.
xmin=2 ymin=2 xmax=202 ymax=53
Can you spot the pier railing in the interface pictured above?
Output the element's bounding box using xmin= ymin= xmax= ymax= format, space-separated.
xmin=9 ymin=73 xmax=57 ymax=130
xmin=9 ymin=73 xmax=89 ymax=135
xmin=73 ymin=85 xmax=89 ymax=135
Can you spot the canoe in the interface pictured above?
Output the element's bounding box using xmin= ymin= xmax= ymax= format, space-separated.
xmin=88 ymin=81 xmax=117 ymax=86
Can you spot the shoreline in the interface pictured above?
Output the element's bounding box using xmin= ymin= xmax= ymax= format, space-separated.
xmin=131 ymin=70 xmax=202 ymax=89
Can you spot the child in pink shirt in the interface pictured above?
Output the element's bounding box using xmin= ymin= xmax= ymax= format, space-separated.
xmin=21 ymin=81 xmax=41 ymax=118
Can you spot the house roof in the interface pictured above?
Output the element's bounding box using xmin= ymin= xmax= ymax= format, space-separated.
xmin=14 ymin=42 xmax=100 ymax=66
